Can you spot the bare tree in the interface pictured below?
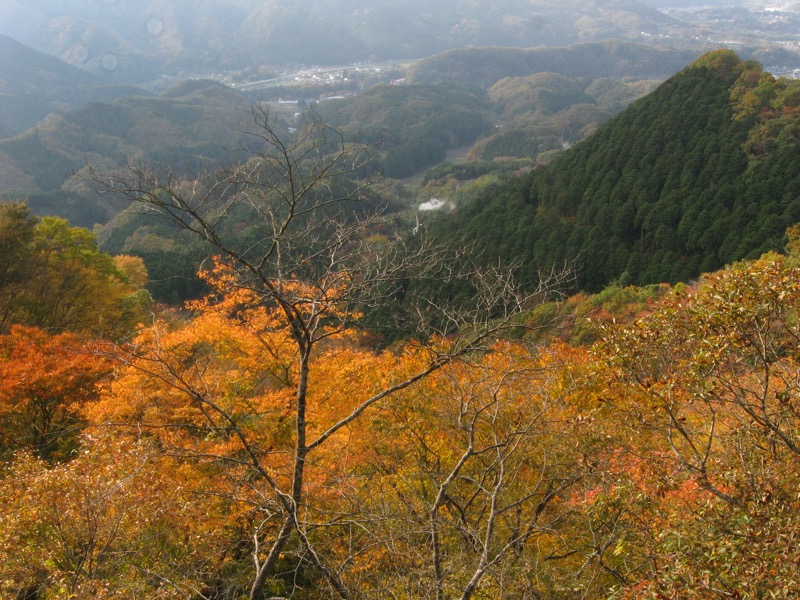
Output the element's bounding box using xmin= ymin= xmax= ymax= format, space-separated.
xmin=90 ymin=107 xmax=570 ymax=599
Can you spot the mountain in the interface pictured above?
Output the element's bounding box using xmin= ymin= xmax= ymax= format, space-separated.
xmin=0 ymin=0 xmax=708 ymax=84
xmin=0 ymin=79 xmax=254 ymax=226
xmin=431 ymin=50 xmax=800 ymax=292
xmin=0 ymin=34 xmax=97 ymax=93
xmin=318 ymin=83 xmax=493 ymax=178
xmin=407 ymin=41 xmax=699 ymax=88
xmin=0 ymin=37 xmax=683 ymax=229
xmin=0 ymin=35 xmax=139 ymax=135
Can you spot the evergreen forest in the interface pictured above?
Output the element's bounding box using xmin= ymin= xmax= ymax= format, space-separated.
xmin=435 ymin=50 xmax=800 ymax=292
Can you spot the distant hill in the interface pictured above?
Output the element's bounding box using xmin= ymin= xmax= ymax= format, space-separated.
xmin=319 ymin=83 xmax=493 ymax=178
xmin=431 ymin=50 xmax=800 ymax=292
xmin=317 ymin=72 xmax=663 ymax=174
xmin=0 ymin=79 xmax=254 ymax=226
xmin=0 ymin=0 xmax=696 ymax=84
xmin=0 ymin=35 xmax=141 ymax=135
xmin=470 ymin=74 xmax=661 ymax=161
xmin=408 ymin=41 xmax=700 ymax=88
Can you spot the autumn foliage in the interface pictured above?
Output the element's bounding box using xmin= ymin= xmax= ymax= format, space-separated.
xmin=0 ymin=325 xmax=111 ymax=461
xmin=3 ymin=199 xmax=800 ymax=598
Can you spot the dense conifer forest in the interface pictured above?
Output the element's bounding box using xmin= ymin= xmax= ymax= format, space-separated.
xmin=435 ymin=50 xmax=800 ymax=291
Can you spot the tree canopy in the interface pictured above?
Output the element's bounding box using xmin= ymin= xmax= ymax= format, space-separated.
xmin=433 ymin=50 xmax=800 ymax=292
xmin=0 ymin=201 xmax=150 ymax=338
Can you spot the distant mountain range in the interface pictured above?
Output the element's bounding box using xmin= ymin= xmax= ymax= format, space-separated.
xmin=0 ymin=35 xmax=140 ymax=135
xmin=407 ymin=41 xmax=698 ymax=87
xmin=1 ymin=0 xmax=795 ymax=85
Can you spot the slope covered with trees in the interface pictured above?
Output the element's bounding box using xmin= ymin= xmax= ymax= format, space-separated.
xmin=407 ymin=40 xmax=697 ymax=88
xmin=0 ymin=35 xmax=140 ymax=136
xmin=4 ymin=198 xmax=800 ymax=597
xmin=436 ymin=50 xmax=800 ymax=291
xmin=0 ymin=79 xmax=253 ymax=226
xmin=319 ymin=83 xmax=493 ymax=178
xmin=6 ymin=49 xmax=800 ymax=600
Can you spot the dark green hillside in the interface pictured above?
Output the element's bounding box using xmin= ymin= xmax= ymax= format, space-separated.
xmin=435 ymin=50 xmax=800 ymax=292
xmin=408 ymin=41 xmax=698 ymax=88
xmin=0 ymin=80 xmax=253 ymax=226
xmin=320 ymin=84 xmax=492 ymax=178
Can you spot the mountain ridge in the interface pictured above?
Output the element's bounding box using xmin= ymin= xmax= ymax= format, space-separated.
xmin=432 ymin=50 xmax=800 ymax=292
xmin=0 ymin=0 xmax=734 ymax=84
xmin=407 ymin=40 xmax=699 ymax=88
xmin=0 ymin=34 xmax=142 ymax=136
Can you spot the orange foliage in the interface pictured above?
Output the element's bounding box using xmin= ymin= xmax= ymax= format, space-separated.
xmin=0 ymin=325 xmax=111 ymax=460
xmin=0 ymin=435 xmax=229 ymax=599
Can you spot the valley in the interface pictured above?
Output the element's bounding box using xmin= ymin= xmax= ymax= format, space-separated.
xmin=2 ymin=2 xmax=800 ymax=599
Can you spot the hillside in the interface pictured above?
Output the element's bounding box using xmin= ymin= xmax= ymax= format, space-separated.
xmin=0 ymin=35 xmax=139 ymax=135
xmin=471 ymin=74 xmax=661 ymax=161
xmin=433 ymin=50 xmax=800 ymax=292
xmin=0 ymin=79 xmax=253 ymax=226
xmin=318 ymin=84 xmax=493 ymax=178
xmin=408 ymin=41 xmax=698 ymax=88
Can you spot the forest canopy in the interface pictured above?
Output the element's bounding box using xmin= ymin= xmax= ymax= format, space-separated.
xmin=433 ymin=50 xmax=800 ymax=292
xmin=4 ymin=49 xmax=800 ymax=599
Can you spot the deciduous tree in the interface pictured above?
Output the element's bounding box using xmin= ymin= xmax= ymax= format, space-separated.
xmin=594 ymin=252 xmax=800 ymax=596
xmin=0 ymin=325 xmax=110 ymax=461
xmin=0 ymin=201 xmax=151 ymax=338
xmin=90 ymin=107 xmax=570 ymax=599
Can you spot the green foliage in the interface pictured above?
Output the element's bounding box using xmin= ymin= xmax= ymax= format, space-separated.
xmin=521 ymin=282 xmax=672 ymax=346
xmin=0 ymin=202 xmax=150 ymax=338
xmin=97 ymin=210 xmax=208 ymax=305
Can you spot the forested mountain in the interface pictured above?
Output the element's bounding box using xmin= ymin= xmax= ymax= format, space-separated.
xmin=5 ymin=160 xmax=800 ymax=598
xmin=472 ymin=73 xmax=661 ymax=161
xmin=6 ymin=1 xmax=800 ymax=597
xmin=434 ymin=50 xmax=800 ymax=292
xmin=318 ymin=84 xmax=493 ymax=178
xmin=1 ymin=38 xmax=674 ymax=235
xmin=95 ymin=67 xmax=672 ymax=306
xmin=0 ymin=79 xmax=253 ymax=226
xmin=0 ymin=0 xmax=683 ymax=83
xmin=407 ymin=41 xmax=698 ymax=88
xmin=0 ymin=35 xmax=139 ymax=135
